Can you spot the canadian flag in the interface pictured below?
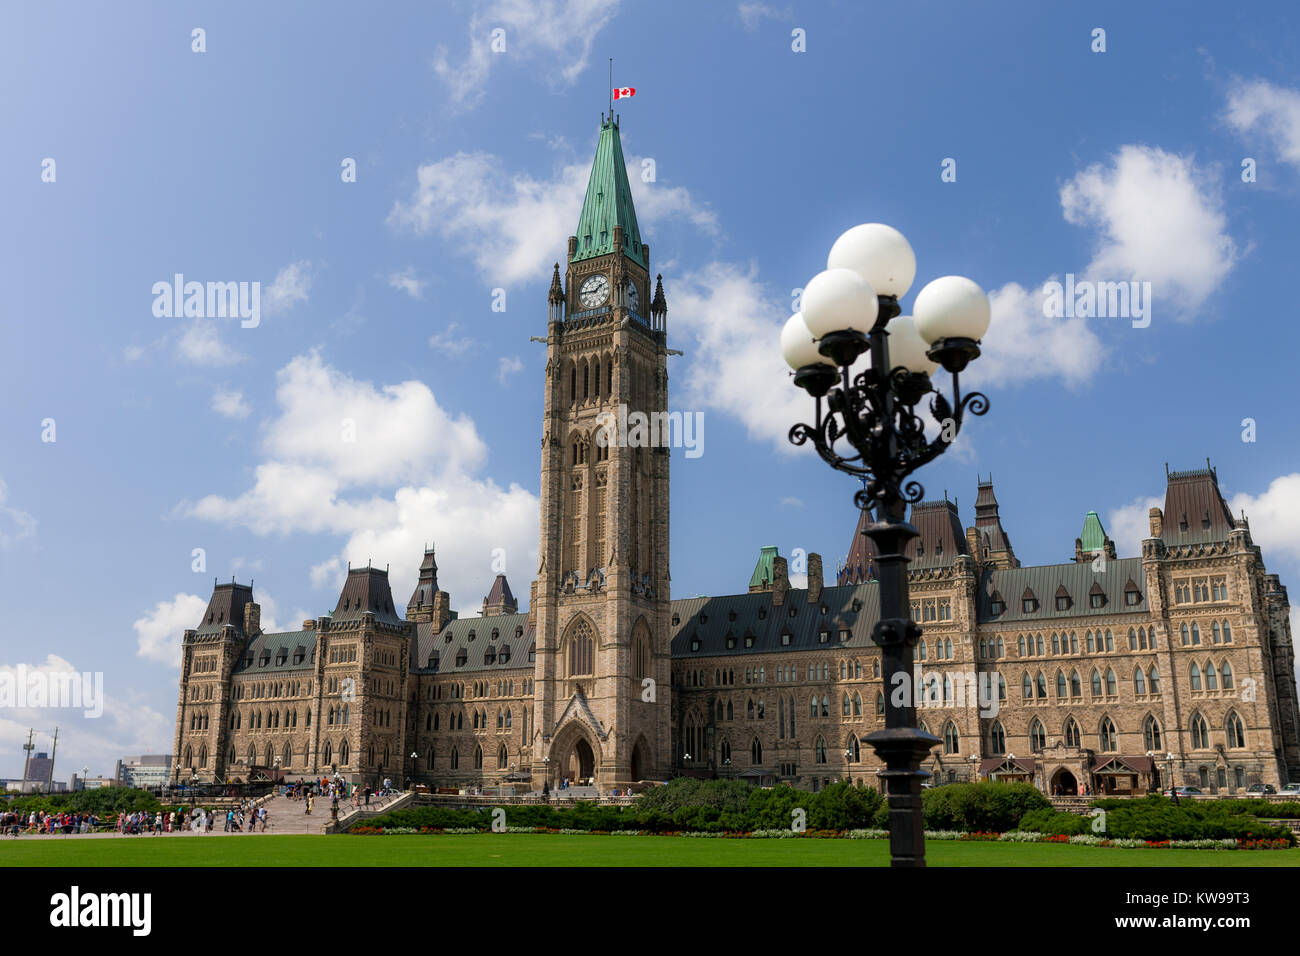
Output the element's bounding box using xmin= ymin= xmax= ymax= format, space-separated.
xmin=612 ymin=87 xmax=636 ymax=100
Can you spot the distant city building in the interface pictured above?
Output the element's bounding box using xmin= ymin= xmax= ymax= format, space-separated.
xmin=70 ymin=774 xmax=117 ymax=791
xmin=23 ymin=751 xmax=53 ymax=786
xmin=114 ymin=754 xmax=172 ymax=789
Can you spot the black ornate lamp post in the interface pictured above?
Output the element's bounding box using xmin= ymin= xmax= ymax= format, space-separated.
xmin=782 ymin=223 xmax=991 ymax=867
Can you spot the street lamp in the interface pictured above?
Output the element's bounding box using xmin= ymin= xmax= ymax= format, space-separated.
xmin=783 ymin=223 xmax=991 ymax=868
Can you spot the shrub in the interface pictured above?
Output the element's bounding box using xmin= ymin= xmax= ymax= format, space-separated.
xmin=922 ymin=782 xmax=1049 ymax=833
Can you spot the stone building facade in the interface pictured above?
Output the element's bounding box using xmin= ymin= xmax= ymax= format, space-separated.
xmin=171 ymin=115 xmax=1300 ymax=796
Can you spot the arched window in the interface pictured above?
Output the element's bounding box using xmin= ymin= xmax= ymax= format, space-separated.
xmin=1022 ymin=673 xmax=1033 ymax=699
xmin=748 ymin=698 xmax=756 ymax=720
xmin=1134 ymin=667 xmax=1146 ymax=695
xmin=1056 ymin=671 xmax=1067 ymax=697
xmin=1143 ymin=715 xmax=1161 ymax=750
xmin=820 ymin=695 xmax=829 ymax=716
xmin=322 ymin=741 xmax=332 ymax=766
xmin=1036 ymin=634 xmax=1044 ymax=655
xmin=1052 ymin=633 xmax=1060 ymax=654
xmin=943 ymin=721 xmax=959 ymax=754
xmin=1205 ymin=661 xmax=1218 ymax=691
xmin=450 ymin=747 xmax=459 ymax=770
xmin=198 ymin=744 xmax=208 ymax=768
xmin=727 ymin=699 xmax=734 ymax=720
xmin=1063 ymin=716 xmax=1080 ymax=748
xmin=814 ymin=736 xmax=827 ymax=764
xmin=1099 ymin=716 xmax=1117 ymax=752
xmin=1189 ymin=662 xmax=1202 ymax=690
xmin=847 ymin=735 xmax=861 ymax=762
xmin=1070 ymin=670 xmax=1081 ymax=697
xmin=853 ymin=692 xmax=862 ymax=715
xmin=1090 ymin=669 xmax=1102 ymax=696
xmin=1036 ymin=672 xmax=1047 ymax=698
xmin=720 ymin=739 xmax=731 ymax=763
xmin=565 ymin=619 xmax=596 ymax=675
xmin=1149 ymin=666 xmax=1161 ymax=694
xmin=943 ymin=674 xmax=953 ymax=703
xmin=282 ymin=742 xmax=291 ymax=768
xmin=1128 ymin=628 xmax=1137 ymax=650
xmin=340 ymin=741 xmax=350 ymax=766
xmin=1190 ymin=712 xmax=1209 ymax=749
xmin=497 ymin=745 xmax=508 ymax=770
xmin=1226 ymin=711 xmax=1245 ymax=749
xmin=1190 ymin=622 xmax=1200 ymax=645
xmin=1221 ymin=660 xmax=1234 ymax=690
xmin=1181 ymin=623 xmax=1190 ymax=646
xmin=1222 ymin=620 xmax=1232 ymax=643
xmin=1212 ymin=621 xmax=1221 ymax=643
xmin=876 ymin=691 xmax=885 ymax=715
xmin=989 ymin=720 xmax=1006 ymax=754
xmin=750 ymin=737 xmax=763 ymax=765
xmin=1104 ymin=668 xmax=1116 ymax=695
xmin=1030 ymin=719 xmax=1046 ymax=752
xmin=1105 ymin=629 xmax=1114 ymax=651
xmin=842 ymin=692 xmax=851 ymax=716
xmin=996 ymin=636 xmax=1005 ymax=657
xmin=474 ymin=745 xmax=484 ymax=770
xmin=1017 ymin=635 xmax=1026 ymax=656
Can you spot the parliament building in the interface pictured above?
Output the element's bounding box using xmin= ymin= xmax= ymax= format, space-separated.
xmin=172 ymin=115 xmax=1300 ymax=797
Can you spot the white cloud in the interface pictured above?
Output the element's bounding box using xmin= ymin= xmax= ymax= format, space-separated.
xmin=497 ymin=355 xmax=524 ymax=383
xmin=1060 ymin=145 xmax=1238 ymax=318
xmin=134 ymin=593 xmax=208 ymax=665
xmin=0 ymin=654 xmax=172 ymax=779
xmin=123 ymin=344 xmax=145 ymax=361
xmin=433 ymin=0 xmax=620 ymax=110
xmin=1224 ymin=77 xmax=1300 ymax=170
xmin=388 ymin=266 xmax=427 ymax=299
xmin=211 ymin=387 xmax=251 ymax=419
xmin=263 ymin=261 xmax=313 ymax=317
xmin=1106 ymin=494 xmax=1163 ymax=558
xmin=175 ymin=321 xmax=246 ymax=366
xmin=967 ymin=280 xmax=1106 ymax=390
xmin=388 ymin=151 xmax=715 ymax=285
xmin=1228 ymin=474 xmax=1300 ymax=565
xmin=0 ymin=479 xmax=36 ymax=548
xmin=738 ymin=2 xmax=790 ymax=30
xmin=429 ymin=322 xmax=475 ymax=356
xmin=780 ymin=496 xmax=803 ymax=508
xmin=183 ymin=352 xmax=539 ymax=609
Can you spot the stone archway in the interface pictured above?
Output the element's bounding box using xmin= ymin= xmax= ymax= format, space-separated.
xmin=1051 ymin=768 xmax=1078 ymax=796
xmin=549 ymin=721 xmax=601 ymax=788
xmin=630 ymin=735 xmax=650 ymax=782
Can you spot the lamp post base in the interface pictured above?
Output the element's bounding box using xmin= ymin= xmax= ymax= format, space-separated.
xmin=865 ymin=726 xmax=942 ymax=867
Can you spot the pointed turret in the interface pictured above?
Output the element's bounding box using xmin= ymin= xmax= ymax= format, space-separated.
xmin=408 ymin=545 xmax=439 ymax=611
xmin=972 ymin=475 xmax=1018 ymax=568
xmin=1075 ymin=510 xmax=1117 ymax=562
xmin=571 ymin=115 xmax=645 ymax=269
xmin=650 ymin=273 xmax=667 ymax=332
xmin=749 ymin=545 xmax=779 ymax=592
xmin=1159 ymin=460 xmax=1237 ymax=546
xmin=482 ymin=574 xmax=518 ymax=617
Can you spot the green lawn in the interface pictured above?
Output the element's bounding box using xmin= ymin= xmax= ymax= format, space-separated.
xmin=4 ymin=834 xmax=1300 ymax=867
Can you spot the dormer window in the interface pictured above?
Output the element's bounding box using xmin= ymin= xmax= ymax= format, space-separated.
xmin=499 ymin=646 xmax=511 ymax=665
xmin=528 ymin=643 xmax=536 ymax=663
xmin=744 ymin=634 xmax=755 ymax=648
xmin=1089 ymin=582 xmax=1106 ymax=609
xmin=468 ymin=630 xmax=476 ymax=642
xmin=700 ymin=613 xmax=708 ymax=624
xmin=444 ymin=632 xmax=452 ymax=644
xmin=839 ymin=629 xmax=850 ymax=643
xmin=728 ymin=610 xmax=737 ymax=622
xmin=789 ymin=606 xmax=797 ymax=618
xmin=1022 ymin=588 xmax=1038 ymax=613
xmin=781 ymin=631 xmax=792 ymax=646
xmin=989 ymin=592 xmax=1005 ymax=616
xmin=758 ymin=607 xmax=767 ymax=620
xmin=1055 ymin=585 xmax=1071 ymax=612
xmin=455 ymin=649 xmax=467 ymax=667
xmin=1179 ymin=514 xmax=1189 ymax=532
xmin=725 ymin=634 xmax=737 ymax=650
xmin=484 ymin=648 xmax=496 ymax=665
xmin=428 ymin=654 xmax=439 ymax=672
xmin=671 ymin=613 xmax=680 ymax=626
xmin=1124 ymin=580 xmax=1142 ymax=606
xmin=819 ymin=630 xmax=829 ymax=644
xmin=491 ymin=629 xmax=499 ymax=641
xmin=1202 ymin=510 xmax=1211 ymax=529
xmin=690 ymin=635 xmax=701 ymax=652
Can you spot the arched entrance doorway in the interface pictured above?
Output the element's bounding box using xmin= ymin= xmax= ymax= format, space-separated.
xmin=567 ymin=739 xmax=595 ymax=783
xmin=630 ymin=737 xmax=648 ymax=781
xmin=1051 ymin=768 xmax=1078 ymax=796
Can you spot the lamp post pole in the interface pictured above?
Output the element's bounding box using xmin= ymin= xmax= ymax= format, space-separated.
xmin=783 ymin=223 xmax=992 ymax=867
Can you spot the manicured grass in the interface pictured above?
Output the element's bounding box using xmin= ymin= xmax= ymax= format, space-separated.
xmin=4 ymin=834 xmax=1300 ymax=867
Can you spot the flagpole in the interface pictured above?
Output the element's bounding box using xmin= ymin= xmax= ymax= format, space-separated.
xmin=609 ymin=57 xmax=613 ymax=119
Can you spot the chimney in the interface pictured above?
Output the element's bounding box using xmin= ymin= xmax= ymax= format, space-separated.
xmin=807 ymin=553 xmax=823 ymax=604
xmin=966 ymin=526 xmax=981 ymax=561
xmin=1148 ymin=507 xmax=1163 ymax=538
xmin=244 ymin=601 xmax=261 ymax=637
xmin=302 ymin=619 xmax=317 ymax=631
xmin=773 ymin=556 xmax=790 ymax=607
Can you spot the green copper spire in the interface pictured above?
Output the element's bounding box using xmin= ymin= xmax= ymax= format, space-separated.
xmin=749 ymin=545 xmax=779 ymax=590
xmin=571 ymin=116 xmax=646 ymax=270
xmin=1079 ymin=510 xmax=1107 ymax=552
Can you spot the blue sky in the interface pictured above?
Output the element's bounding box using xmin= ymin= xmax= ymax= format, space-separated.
xmin=4 ymin=0 xmax=1300 ymax=778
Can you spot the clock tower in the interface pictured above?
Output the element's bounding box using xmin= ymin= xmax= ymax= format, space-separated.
xmin=532 ymin=113 xmax=671 ymax=788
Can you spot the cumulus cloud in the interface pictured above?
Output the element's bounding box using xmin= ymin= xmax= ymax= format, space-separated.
xmin=1060 ymin=145 xmax=1238 ymax=318
xmin=1228 ymin=474 xmax=1300 ymax=565
xmin=1106 ymin=495 xmax=1163 ymax=558
xmin=497 ymin=355 xmax=524 ymax=384
xmin=387 ymin=151 xmax=715 ymax=285
xmin=175 ymin=321 xmax=246 ymax=366
xmin=968 ymin=281 xmax=1106 ymax=390
xmin=433 ymin=0 xmax=620 ymax=110
xmin=211 ymin=387 xmax=251 ymax=419
xmin=263 ymin=261 xmax=313 ymax=317
xmin=429 ymin=322 xmax=475 ymax=356
xmin=388 ymin=266 xmax=426 ymax=299
xmin=738 ymin=2 xmax=790 ymax=30
xmin=1224 ymin=77 xmax=1300 ymax=170
xmin=134 ymin=593 xmax=208 ymax=664
xmin=0 ymin=654 xmax=172 ymax=778
xmin=182 ymin=352 xmax=538 ymax=609
xmin=0 ymin=479 xmax=36 ymax=548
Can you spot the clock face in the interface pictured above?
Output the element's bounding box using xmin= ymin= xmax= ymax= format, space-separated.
xmin=625 ymin=279 xmax=640 ymax=312
xmin=578 ymin=274 xmax=609 ymax=308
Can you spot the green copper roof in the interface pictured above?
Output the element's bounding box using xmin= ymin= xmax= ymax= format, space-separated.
xmin=571 ymin=118 xmax=646 ymax=269
xmin=749 ymin=546 xmax=779 ymax=589
xmin=1079 ymin=511 xmax=1108 ymax=551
